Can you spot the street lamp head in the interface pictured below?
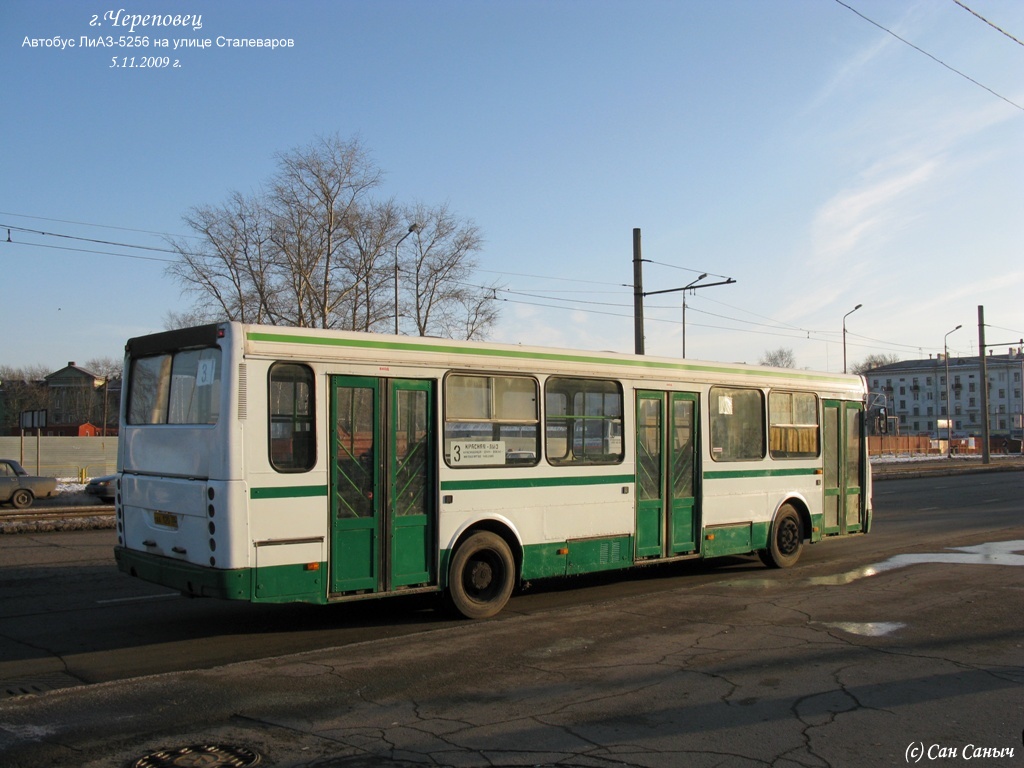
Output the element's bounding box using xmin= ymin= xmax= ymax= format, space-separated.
xmin=408 ymin=222 xmax=421 ymax=233
xmin=842 ymin=303 xmax=862 ymax=374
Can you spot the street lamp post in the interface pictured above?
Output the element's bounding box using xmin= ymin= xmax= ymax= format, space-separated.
xmin=944 ymin=324 xmax=962 ymax=458
xmin=680 ymin=273 xmax=706 ymax=358
xmin=842 ymin=304 xmax=862 ymax=374
xmin=642 ymin=272 xmax=733 ymax=358
xmin=394 ymin=223 xmax=420 ymax=335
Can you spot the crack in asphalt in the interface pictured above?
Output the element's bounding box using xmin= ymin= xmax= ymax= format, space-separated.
xmin=3 ymin=536 xmax=1021 ymax=767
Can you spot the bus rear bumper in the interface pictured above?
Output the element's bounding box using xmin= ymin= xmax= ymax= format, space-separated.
xmin=115 ymin=546 xmax=252 ymax=600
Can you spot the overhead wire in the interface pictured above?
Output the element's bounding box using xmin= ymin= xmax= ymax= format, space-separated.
xmin=2 ymin=211 xmax=1005 ymax=360
xmin=0 ymin=210 xmax=201 ymax=240
xmin=952 ymin=0 xmax=1024 ymax=48
xmin=8 ymin=239 xmax=176 ymax=264
xmin=4 ymin=224 xmax=182 ymax=259
xmin=834 ymin=0 xmax=1024 ymax=111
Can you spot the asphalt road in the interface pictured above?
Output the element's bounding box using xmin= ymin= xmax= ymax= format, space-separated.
xmin=0 ymin=470 xmax=1021 ymax=767
xmin=1 ymin=470 xmax=1021 ymax=687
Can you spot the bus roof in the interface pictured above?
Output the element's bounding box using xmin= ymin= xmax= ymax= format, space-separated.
xmin=217 ymin=322 xmax=866 ymax=395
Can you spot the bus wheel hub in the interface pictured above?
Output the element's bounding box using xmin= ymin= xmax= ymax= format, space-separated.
xmin=469 ymin=561 xmax=493 ymax=590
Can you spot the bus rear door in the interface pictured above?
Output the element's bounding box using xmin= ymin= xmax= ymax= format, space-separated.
xmin=822 ymin=399 xmax=865 ymax=535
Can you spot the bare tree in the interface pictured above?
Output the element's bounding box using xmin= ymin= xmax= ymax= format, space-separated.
xmin=269 ymin=134 xmax=383 ymax=329
xmin=759 ymin=347 xmax=796 ymax=368
xmin=166 ymin=134 xmax=498 ymax=340
xmin=0 ymin=365 xmax=50 ymax=432
xmin=852 ymin=353 xmax=901 ymax=374
xmin=84 ymin=357 xmax=123 ymax=380
xmin=341 ymin=199 xmax=401 ymax=332
xmin=164 ymin=307 xmax=222 ymax=330
xmin=403 ymin=203 xmax=499 ymax=340
xmin=167 ymin=191 xmax=278 ymax=325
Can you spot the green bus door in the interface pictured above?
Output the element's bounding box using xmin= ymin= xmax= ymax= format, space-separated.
xmin=635 ymin=391 xmax=699 ymax=558
xmin=330 ymin=376 xmax=435 ymax=595
xmin=822 ymin=400 xmax=865 ymax=535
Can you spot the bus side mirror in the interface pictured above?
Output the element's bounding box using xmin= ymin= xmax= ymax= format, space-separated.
xmin=877 ymin=407 xmax=888 ymax=434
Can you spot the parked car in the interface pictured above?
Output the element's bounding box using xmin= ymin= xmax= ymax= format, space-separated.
xmin=0 ymin=459 xmax=58 ymax=509
xmin=85 ymin=474 xmax=117 ymax=504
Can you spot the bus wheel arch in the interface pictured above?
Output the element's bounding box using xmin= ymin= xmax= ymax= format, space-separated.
xmin=759 ymin=500 xmax=807 ymax=569
xmin=446 ymin=523 xmax=521 ymax=619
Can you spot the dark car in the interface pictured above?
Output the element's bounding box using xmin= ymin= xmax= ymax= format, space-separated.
xmin=85 ymin=474 xmax=117 ymax=504
xmin=0 ymin=459 xmax=58 ymax=509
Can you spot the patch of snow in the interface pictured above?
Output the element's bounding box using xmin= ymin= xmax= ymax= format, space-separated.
xmin=57 ymin=479 xmax=87 ymax=494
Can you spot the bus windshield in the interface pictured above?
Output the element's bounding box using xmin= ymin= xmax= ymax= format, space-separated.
xmin=127 ymin=347 xmax=222 ymax=425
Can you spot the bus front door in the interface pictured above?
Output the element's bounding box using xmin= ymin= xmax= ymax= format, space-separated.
xmin=635 ymin=391 xmax=699 ymax=559
xmin=330 ymin=376 xmax=435 ymax=595
xmin=822 ymin=400 xmax=865 ymax=535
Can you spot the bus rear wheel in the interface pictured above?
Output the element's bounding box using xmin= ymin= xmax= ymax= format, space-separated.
xmin=447 ymin=531 xmax=515 ymax=619
xmin=759 ymin=504 xmax=803 ymax=569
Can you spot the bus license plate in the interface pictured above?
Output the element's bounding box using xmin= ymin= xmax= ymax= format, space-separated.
xmin=153 ymin=511 xmax=178 ymax=529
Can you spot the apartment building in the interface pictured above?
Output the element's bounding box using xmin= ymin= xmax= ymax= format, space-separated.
xmin=864 ymin=348 xmax=1024 ymax=441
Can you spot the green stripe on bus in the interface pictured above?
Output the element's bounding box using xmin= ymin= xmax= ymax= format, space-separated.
xmin=245 ymin=330 xmax=854 ymax=384
xmin=251 ymin=485 xmax=329 ymax=499
xmin=703 ymin=467 xmax=820 ymax=480
xmin=441 ymin=474 xmax=634 ymax=492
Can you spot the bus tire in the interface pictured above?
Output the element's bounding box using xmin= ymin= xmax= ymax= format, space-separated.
xmin=447 ymin=531 xmax=515 ymax=619
xmin=760 ymin=504 xmax=802 ymax=569
xmin=11 ymin=489 xmax=34 ymax=509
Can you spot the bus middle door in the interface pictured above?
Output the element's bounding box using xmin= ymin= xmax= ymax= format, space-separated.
xmin=635 ymin=391 xmax=699 ymax=559
xmin=330 ymin=376 xmax=435 ymax=596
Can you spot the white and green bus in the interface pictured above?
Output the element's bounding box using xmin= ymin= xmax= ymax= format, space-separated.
xmin=114 ymin=322 xmax=871 ymax=618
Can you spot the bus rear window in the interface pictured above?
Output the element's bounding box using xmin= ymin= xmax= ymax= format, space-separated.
xmin=128 ymin=348 xmax=222 ymax=425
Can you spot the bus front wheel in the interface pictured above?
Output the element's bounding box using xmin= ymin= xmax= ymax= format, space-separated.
xmin=447 ymin=531 xmax=515 ymax=619
xmin=760 ymin=504 xmax=803 ymax=569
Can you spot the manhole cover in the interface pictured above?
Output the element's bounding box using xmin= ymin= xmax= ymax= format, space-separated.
xmin=128 ymin=744 xmax=261 ymax=768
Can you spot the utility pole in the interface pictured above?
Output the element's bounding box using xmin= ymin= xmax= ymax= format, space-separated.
xmin=633 ymin=228 xmax=645 ymax=355
xmin=978 ymin=305 xmax=991 ymax=464
xmin=631 ymin=227 xmax=735 ymax=358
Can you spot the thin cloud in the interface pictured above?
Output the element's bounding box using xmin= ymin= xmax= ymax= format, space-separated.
xmin=811 ymin=156 xmax=938 ymax=265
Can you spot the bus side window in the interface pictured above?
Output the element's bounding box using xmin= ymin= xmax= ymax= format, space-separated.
xmin=444 ymin=373 xmax=539 ymax=468
xmin=709 ymin=386 xmax=765 ymax=461
xmin=769 ymin=391 xmax=820 ymax=459
xmin=545 ymin=377 xmax=624 ymax=465
xmin=269 ymin=363 xmax=316 ymax=472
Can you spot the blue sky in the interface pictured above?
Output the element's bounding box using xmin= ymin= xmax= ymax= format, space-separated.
xmin=2 ymin=0 xmax=1021 ymax=373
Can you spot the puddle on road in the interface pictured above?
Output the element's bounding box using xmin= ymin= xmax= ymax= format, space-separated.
xmin=717 ymin=541 xmax=1024 ymax=589
xmin=822 ymin=621 xmax=906 ymax=637
xmin=717 ymin=543 xmax=1024 ymax=642
xmin=810 ymin=540 xmax=1024 ymax=586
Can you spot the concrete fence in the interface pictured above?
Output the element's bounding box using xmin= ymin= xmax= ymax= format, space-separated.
xmin=0 ymin=436 xmax=118 ymax=480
